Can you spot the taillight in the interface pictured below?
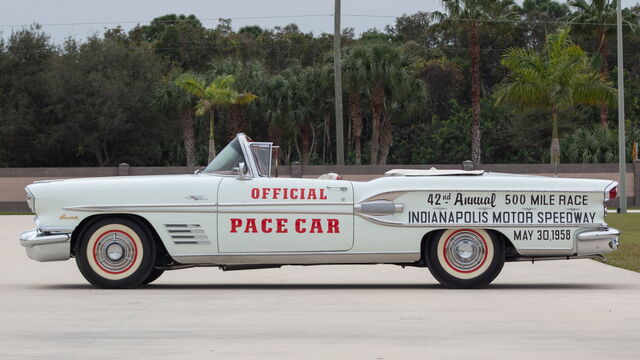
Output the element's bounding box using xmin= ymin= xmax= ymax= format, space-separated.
xmin=606 ymin=186 xmax=618 ymax=201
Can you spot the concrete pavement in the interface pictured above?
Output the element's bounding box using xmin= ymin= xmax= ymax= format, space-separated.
xmin=1 ymin=215 xmax=639 ymax=359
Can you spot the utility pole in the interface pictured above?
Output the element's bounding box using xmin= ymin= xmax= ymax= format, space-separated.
xmin=617 ymin=0 xmax=627 ymax=213
xmin=334 ymin=0 xmax=345 ymax=165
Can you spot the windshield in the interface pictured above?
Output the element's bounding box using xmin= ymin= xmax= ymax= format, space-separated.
xmin=203 ymin=138 xmax=245 ymax=174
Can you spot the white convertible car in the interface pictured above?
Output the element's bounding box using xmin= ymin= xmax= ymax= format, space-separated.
xmin=20 ymin=134 xmax=620 ymax=288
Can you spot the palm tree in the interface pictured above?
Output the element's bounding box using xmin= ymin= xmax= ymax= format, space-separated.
xmin=278 ymin=66 xmax=332 ymax=165
xmin=175 ymin=74 xmax=257 ymax=162
xmin=346 ymin=42 xmax=415 ymax=165
xmin=495 ymin=28 xmax=616 ymax=171
xmin=569 ymin=0 xmax=618 ymax=128
xmin=153 ymin=73 xmax=198 ymax=167
xmin=433 ymin=0 xmax=518 ymax=164
xmin=208 ymin=59 xmax=265 ymax=139
xmin=342 ymin=48 xmax=367 ymax=165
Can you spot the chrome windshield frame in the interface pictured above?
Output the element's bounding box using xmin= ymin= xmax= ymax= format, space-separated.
xmin=199 ymin=134 xmax=274 ymax=179
xmin=238 ymin=134 xmax=273 ymax=179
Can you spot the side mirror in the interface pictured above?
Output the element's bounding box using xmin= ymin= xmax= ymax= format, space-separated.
xmin=234 ymin=162 xmax=251 ymax=180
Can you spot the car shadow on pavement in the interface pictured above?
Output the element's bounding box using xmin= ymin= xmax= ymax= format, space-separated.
xmin=34 ymin=282 xmax=630 ymax=291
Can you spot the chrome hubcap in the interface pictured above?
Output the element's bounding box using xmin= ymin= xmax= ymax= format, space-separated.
xmin=445 ymin=231 xmax=486 ymax=272
xmin=95 ymin=231 xmax=136 ymax=273
xmin=106 ymin=243 xmax=124 ymax=261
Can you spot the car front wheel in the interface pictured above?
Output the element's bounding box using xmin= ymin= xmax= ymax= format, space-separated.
xmin=425 ymin=228 xmax=505 ymax=289
xmin=76 ymin=218 xmax=156 ymax=289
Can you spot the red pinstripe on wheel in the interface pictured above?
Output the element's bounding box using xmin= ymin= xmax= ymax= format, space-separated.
xmin=92 ymin=230 xmax=138 ymax=275
xmin=442 ymin=228 xmax=488 ymax=274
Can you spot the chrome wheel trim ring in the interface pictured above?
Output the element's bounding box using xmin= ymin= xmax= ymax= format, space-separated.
xmin=86 ymin=224 xmax=144 ymax=281
xmin=444 ymin=232 xmax=486 ymax=272
xmin=436 ymin=229 xmax=494 ymax=279
xmin=95 ymin=231 xmax=137 ymax=273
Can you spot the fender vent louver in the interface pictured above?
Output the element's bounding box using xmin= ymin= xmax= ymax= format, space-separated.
xmin=164 ymin=224 xmax=210 ymax=245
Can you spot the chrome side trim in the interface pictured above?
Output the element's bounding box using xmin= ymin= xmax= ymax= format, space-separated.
xmin=218 ymin=209 xmax=352 ymax=215
xmin=358 ymin=189 xmax=612 ymax=204
xmin=65 ymin=203 xmax=352 ymax=214
xmin=354 ymin=200 xmax=404 ymax=215
xmin=65 ymin=204 xmax=216 ymax=213
xmin=507 ymin=254 xmax=606 ymax=263
xmin=220 ymin=202 xmax=347 ymax=207
xmin=577 ymin=228 xmax=620 ymax=241
xmin=173 ymin=251 xmax=421 ymax=265
xmin=39 ymin=225 xmax=76 ymax=234
xmin=516 ymin=248 xmax=573 ymax=256
xmin=355 ymin=213 xmax=606 ymax=228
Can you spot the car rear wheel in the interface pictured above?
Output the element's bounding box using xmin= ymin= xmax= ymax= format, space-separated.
xmin=425 ymin=229 xmax=505 ymax=289
xmin=76 ymin=218 xmax=156 ymax=289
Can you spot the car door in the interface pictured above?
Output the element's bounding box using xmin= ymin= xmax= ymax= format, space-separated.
xmin=217 ymin=177 xmax=354 ymax=253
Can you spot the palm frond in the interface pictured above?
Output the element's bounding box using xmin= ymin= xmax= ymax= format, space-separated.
xmin=174 ymin=74 xmax=206 ymax=98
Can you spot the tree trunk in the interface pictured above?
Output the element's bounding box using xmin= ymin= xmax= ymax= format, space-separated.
xmin=370 ymin=82 xmax=385 ymax=165
xmin=379 ymin=114 xmax=393 ymax=165
xmin=469 ymin=22 xmax=482 ymax=165
xmin=598 ymin=29 xmax=609 ymax=128
xmin=180 ymin=108 xmax=197 ymax=166
xmin=228 ymin=104 xmax=245 ymax=140
xmin=268 ymin=122 xmax=283 ymax=164
xmin=552 ymin=106 xmax=559 ymax=141
xmin=300 ymin=121 xmax=312 ymax=165
xmin=350 ymin=92 xmax=363 ymax=165
xmin=208 ymin=110 xmax=216 ymax=163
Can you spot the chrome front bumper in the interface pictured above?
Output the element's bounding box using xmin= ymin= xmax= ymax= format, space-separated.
xmin=577 ymin=228 xmax=620 ymax=255
xmin=20 ymin=229 xmax=71 ymax=262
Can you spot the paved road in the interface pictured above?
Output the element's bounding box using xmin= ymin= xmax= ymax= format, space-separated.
xmin=1 ymin=215 xmax=639 ymax=359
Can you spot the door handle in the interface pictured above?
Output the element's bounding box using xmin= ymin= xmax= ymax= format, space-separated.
xmin=326 ymin=186 xmax=348 ymax=191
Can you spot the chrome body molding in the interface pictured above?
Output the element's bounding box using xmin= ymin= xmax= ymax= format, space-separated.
xmin=220 ymin=202 xmax=347 ymax=207
xmin=516 ymin=248 xmax=574 ymax=256
xmin=173 ymin=251 xmax=421 ymax=265
xmin=507 ymin=254 xmax=606 ymax=263
xmin=64 ymin=204 xmax=217 ymax=213
xmin=360 ymin=188 xmax=612 ymax=202
xmin=354 ymin=200 xmax=404 ymax=215
xmin=354 ymin=212 xmax=607 ymax=229
xmin=20 ymin=229 xmax=71 ymax=262
xmin=577 ymin=228 xmax=620 ymax=241
xmin=577 ymin=227 xmax=620 ymax=255
xmin=218 ymin=209 xmax=352 ymax=215
xmin=34 ymin=217 xmax=75 ymax=234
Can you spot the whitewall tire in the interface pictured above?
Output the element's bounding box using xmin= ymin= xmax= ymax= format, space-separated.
xmin=76 ymin=218 xmax=156 ymax=289
xmin=425 ymin=229 xmax=505 ymax=288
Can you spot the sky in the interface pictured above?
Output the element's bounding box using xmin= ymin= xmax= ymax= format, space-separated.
xmin=0 ymin=0 xmax=445 ymax=44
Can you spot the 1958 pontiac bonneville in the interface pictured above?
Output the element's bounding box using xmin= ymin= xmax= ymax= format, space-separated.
xmin=20 ymin=134 xmax=620 ymax=288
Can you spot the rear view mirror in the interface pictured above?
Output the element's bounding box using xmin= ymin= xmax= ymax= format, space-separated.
xmin=235 ymin=162 xmax=251 ymax=180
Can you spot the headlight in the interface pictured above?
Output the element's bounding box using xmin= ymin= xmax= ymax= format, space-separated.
xmin=25 ymin=186 xmax=35 ymax=213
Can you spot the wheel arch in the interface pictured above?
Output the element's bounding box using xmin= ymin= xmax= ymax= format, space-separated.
xmin=70 ymin=213 xmax=169 ymax=259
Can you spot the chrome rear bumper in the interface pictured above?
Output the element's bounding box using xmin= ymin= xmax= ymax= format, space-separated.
xmin=20 ymin=229 xmax=71 ymax=262
xmin=577 ymin=228 xmax=619 ymax=255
